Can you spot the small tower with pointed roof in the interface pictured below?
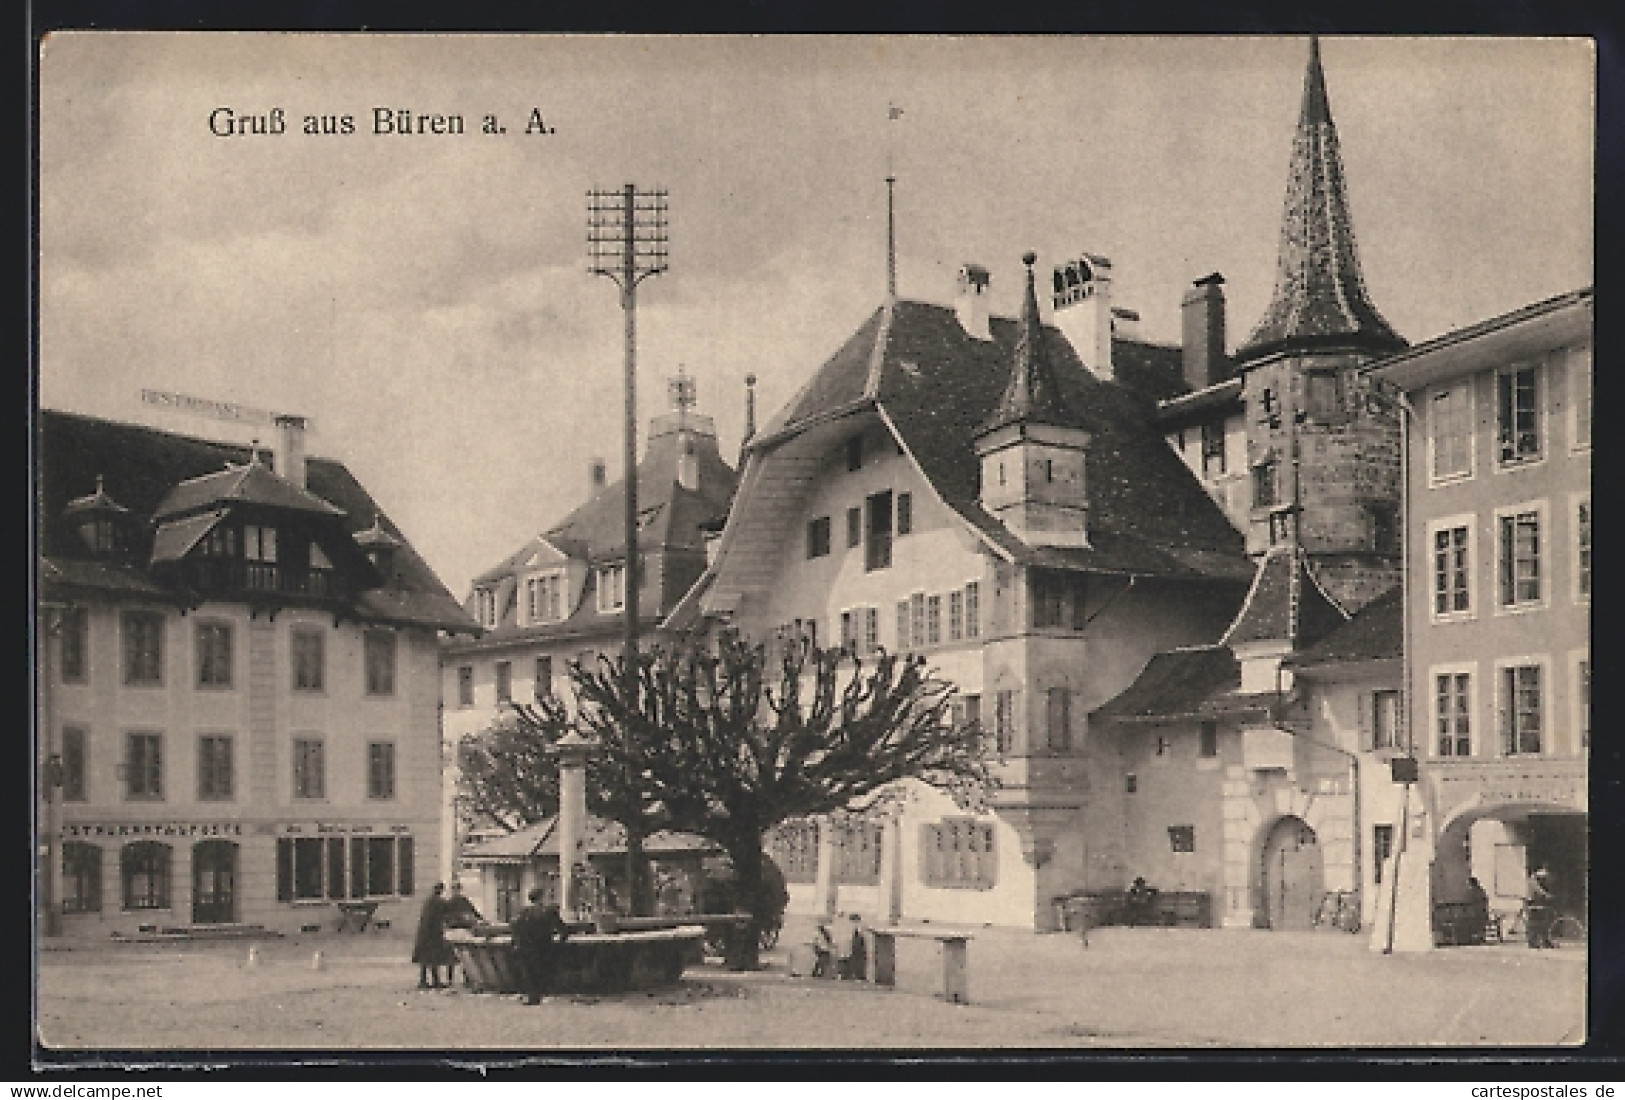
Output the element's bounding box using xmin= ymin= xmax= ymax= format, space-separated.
xmin=973 ymin=252 xmax=1092 ymax=549
xmin=1234 ymin=37 xmax=1406 ymax=613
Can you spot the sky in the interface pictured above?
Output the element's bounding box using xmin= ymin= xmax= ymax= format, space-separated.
xmin=37 ymin=34 xmax=1594 ymax=602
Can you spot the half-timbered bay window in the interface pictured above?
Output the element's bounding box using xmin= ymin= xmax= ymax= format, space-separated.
xmin=921 ymin=818 xmax=997 ymax=889
xmin=61 ymin=842 xmax=101 ymax=913
xmin=121 ymin=841 xmax=171 ymax=910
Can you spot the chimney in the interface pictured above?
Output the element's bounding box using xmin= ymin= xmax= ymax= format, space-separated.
xmin=1181 ymin=272 xmax=1228 ymax=389
xmin=589 ymin=458 xmax=608 ymax=495
xmin=742 ymin=374 xmax=757 ymax=445
xmin=273 ymin=414 xmax=308 ymax=488
xmin=955 ymin=263 xmax=992 ymax=340
xmin=1111 ymin=307 xmax=1142 ymax=341
xmin=1051 ymin=254 xmax=1114 ymax=383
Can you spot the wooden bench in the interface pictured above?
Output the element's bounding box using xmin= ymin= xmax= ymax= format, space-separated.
xmin=868 ymin=927 xmax=974 ymax=1005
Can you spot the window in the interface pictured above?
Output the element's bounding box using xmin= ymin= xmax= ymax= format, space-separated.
xmin=243 ymin=524 xmax=278 ymax=589
xmin=495 ymin=661 xmax=512 ymax=704
xmin=60 ymin=726 xmax=87 ymax=802
xmin=897 ymin=492 xmax=913 ymax=536
xmin=525 ymin=573 xmax=565 ymax=624
xmin=121 ymin=841 xmax=170 ymax=910
xmin=770 ymin=820 xmax=820 ymax=883
xmin=896 ymin=600 xmax=910 ymax=651
xmin=1429 ymin=383 xmax=1473 ymax=482
xmin=1568 ymin=345 xmax=1592 ymax=451
xmin=1198 ymin=720 xmax=1218 ymax=758
xmin=1431 ymin=521 xmax=1473 ymax=619
xmin=1435 ymin=671 xmax=1472 ymax=757
xmin=1499 ymin=663 xmax=1543 ymax=756
xmin=834 ymin=820 xmax=883 ymax=884
xmin=534 ymin=656 xmax=553 ymax=702
xmin=962 ymin=694 xmax=981 ymax=732
xmin=474 ymin=588 xmax=498 ymax=629
xmin=846 ymin=506 xmax=862 ymax=549
xmin=1305 ymin=370 xmax=1343 ymax=423
xmin=195 ymin=622 xmax=233 ymax=688
xmin=839 ymin=611 xmax=856 ymax=653
xmin=1046 ymin=688 xmax=1072 ymax=752
xmin=862 ymin=608 xmax=879 ymax=655
xmin=865 ymin=491 xmax=893 ymax=571
xmin=1372 ymin=825 xmax=1395 ymax=885
xmin=1497 ymin=507 xmax=1543 ymax=608
xmin=910 ymin=593 xmax=926 ymax=650
xmin=596 ymin=563 xmax=626 ymax=612
xmin=277 ymin=837 xmax=351 ymax=902
xmin=846 ymin=435 xmax=863 ymax=472
xmin=1497 ymin=364 xmax=1542 ymax=464
xmin=364 ymin=630 xmax=396 ymax=695
xmin=292 ymin=628 xmax=324 ymax=692
xmin=1577 ymin=658 xmax=1590 ymax=748
xmin=1167 ymin=825 xmax=1196 ymax=854
xmin=1200 ymin=422 xmax=1227 ymax=476
xmin=457 ymin=665 xmax=474 ymax=707
xmin=1252 ymin=460 xmax=1278 ymax=509
xmin=197 ymin=735 xmax=234 ymax=800
xmin=1032 ymin=571 xmax=1086 ymax=630
xmin=1370 ymin=690 xmax=1402 ymax=751
xmin=993 ymin=690 xmax=1017 ymax=755
xmin=1260 ymin=387 xmax=1282 ymax=429
xmin=124 ymin=732 xmax=162 ymax=799
xmin=1370 ymin=504 xmax=1399 ymax=556
xmin=61 ymin=842 xmax=101 ymax=913
xmin=366 ymin=837 xmax=397 ymax=896
xmin=122 ymin=611 xmax=164 ymax=686
xmin=921 ymin=819 xmax=997 ymax=889
xmin=60 ymin=608 xmax=87 ymax=683
xmin=806 ymin=516 xmax=831 ymax=559
xmin=495 ymin=865 xmax=523 ymax=922
xmin=308 ymin=543 xmax=335 ymax=594
xmin=1575 ymin=497 xmax=1591 ymax=602
xmin=293 ymin=737 xmax=325 ymax=799
xmin=926 ymin=595 xmax=941 ymax=646
xmin=949 ymin=591 xmax=964 ymax=641
xmin=368 ymin=741 xmax=396 ymax=800
xmin=1125 ymin=773 xmax=1138 ymax=794
xmin=964 ymin=581 xmax=981 ymax=639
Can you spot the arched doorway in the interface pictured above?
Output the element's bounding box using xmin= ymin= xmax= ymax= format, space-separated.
xmin=1261 ymin=816 xmax=1323 ymax=930
xmin=193 ymin=840 xmax=237 ymax=925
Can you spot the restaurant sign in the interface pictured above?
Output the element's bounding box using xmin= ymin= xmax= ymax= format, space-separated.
xmin=1428 ymin=760 xmax=1586 ymax=818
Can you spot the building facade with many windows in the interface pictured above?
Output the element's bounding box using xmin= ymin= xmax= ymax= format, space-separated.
xmin=1369 ymin=288 xmax=1591 ymax=951
xmin=39 ymin=410 xmax=475 ymax=938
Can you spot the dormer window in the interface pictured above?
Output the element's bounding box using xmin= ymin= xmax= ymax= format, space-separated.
xmin=474 ymin=588 xmax=499 ymax=629
xmin=525 ymin=572 xmax=566 ymax=624
xmin=308 ymin=543 xmax=335 ymax=597
xmin=353 ymin=515 xmax=401 ymax=582
xmin=597 ymin=562 xmax=626 ymax=613
xmin=244 ymin=525 xmax=278 ymax=590
xmin=64 ymin=476 xmax=129 ymax=558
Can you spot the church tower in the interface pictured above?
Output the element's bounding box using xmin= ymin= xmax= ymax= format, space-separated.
xmin=973 ymin=252 xmax=1092 ymax=549
xmin=1234 ymin=37 xmax=1407 ymax=613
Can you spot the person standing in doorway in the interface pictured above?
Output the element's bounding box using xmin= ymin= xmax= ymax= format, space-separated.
xmin=1526 ymin=866 xmax=1556 ymax=949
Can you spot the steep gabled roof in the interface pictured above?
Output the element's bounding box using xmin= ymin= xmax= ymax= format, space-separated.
xmin=154 ymin=458 xmax=346 ymax=520
xmin=1287 ymin=583 xmax=1401 ymax=670
xmin=1091 ymin=645 xmax=1241 ymax=721
xmin=37 ymin=409 xmax=473 ymax=632
xmin=1221 ymin=544 xmax=1348 ymax=649
xmin=1237 ymin=38 xmax=1405 ymax=365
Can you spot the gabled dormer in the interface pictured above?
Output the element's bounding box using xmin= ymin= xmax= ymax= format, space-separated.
xmin=354 ymin=514 xmax=402 ymax=582
xmin=149 ymin=452 xmax=373 ymax=603
xmin=972 ymin=252 xmax=1092 ymax=549
xmin=62 ymin=475 xmax=131 ymax=559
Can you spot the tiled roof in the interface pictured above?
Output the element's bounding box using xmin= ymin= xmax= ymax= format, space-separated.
xmin=462 ymin=815 xmax=718 ymax=862
xmin=1237 ymin=38 xmax=1405 ymax=364
xmin=1286 ymin=583 xmax=1401 ymax=669
xmin=869 ymin=298 xmax=1249 ymax=579
xmin=1091 ymin=646 xmax=1240 ymax=721
xmin=37 ymin=409 xmax=473 ymax=631
xmin=455 ymin=417 xmax=738 ymax=647
xmin=1221 ymin=545 xmax=1348 ymax=649
xmin=154 ymin=458 xmax=346 ymax=520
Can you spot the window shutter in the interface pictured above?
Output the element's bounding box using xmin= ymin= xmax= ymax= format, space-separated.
xmin=276 ymin=838 xmax=293 ymax=902
xmin=398 ymin=837 xmax=415 ymax=896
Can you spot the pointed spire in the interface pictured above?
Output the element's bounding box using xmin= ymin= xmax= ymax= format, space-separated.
xmin=885 ymin=175 xmax=898 ymax=302
xmin=979 ymin=252 xmax=1072 ymax=435
xmin=740 ymin=373 xmax=757 ymax=462
xmin=1237 ymin=37 xmax=1405 ymax=364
